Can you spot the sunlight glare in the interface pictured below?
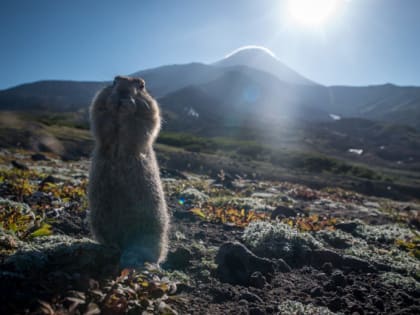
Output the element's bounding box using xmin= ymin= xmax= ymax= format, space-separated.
xmin=289 ymin=0 xmax=340 ymax=26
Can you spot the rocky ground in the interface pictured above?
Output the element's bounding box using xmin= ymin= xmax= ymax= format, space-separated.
xmin=0 ymin=148 xmax=419 ymax=315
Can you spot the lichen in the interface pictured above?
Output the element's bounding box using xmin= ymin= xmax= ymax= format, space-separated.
xmin=278 ymin=300 xmax=343 ymax=315
xmin=379 ymin=272 xmax=420 ymax=291
xmin=353 ymin=224 xmax=415 ymax=244
xmin=242 ymin=221 xmax=322 ymax=261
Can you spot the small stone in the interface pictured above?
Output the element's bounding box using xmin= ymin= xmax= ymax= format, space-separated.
xmin=150 ymin=287 xmax=165 ymax=299
xmin=249 ymin=272 xmax=266 ymax=289
xmin=274 ymin=259 xmax=291 ymax=273
xmin=270 ymin=206 xmax=299 ymax=219
xmin=328 ymin=297 xmax=343 ymax=312
xmin=164 ymin=247 xmax=193 ymax=270
xmin=372 ymin=297 xmax=384 ymax=311
xmin=11 ymin=160 xmax=28 ymax=170
xmin=215 ymin=242 xmax=276 ymax=285
xmin=323 ymin=281 xmax=336 ymax=292
xmin=335 ymin=221 xmax=360 ymax=233
xmin=238 ymin=299 xmax=248 ymax=306
xmin=31 ymin=153 xmax=49 ymax=161
xmin=332 ymin=270 xmax=347 ymax=287
xmin=194 ymin=231 xmax=206 ymax=240
xmin=321 ymin=262 xmax=333 ymax=275
xmin=310 ymin=286 xmax=323 ymax=297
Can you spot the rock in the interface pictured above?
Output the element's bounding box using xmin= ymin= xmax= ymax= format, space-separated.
xmin=335 ymin=221 xmax=361 ymax=234
xmin=249 ymin=271 xmax=266 ymax=289
xmin=310 ymin=249 xmax=343 ymax=268
xmin=270 ymin=206 xmax=300 ymax=219
xmin=328 ymin=297 xmax=343 ymax=312
xmin=243 ymin=221 xmax=321 ymax=267
xmin=310 ymin=286 xmax=323 ymax=297
xmin=342 ymin=255 xmax=373 ymax=272
xmin=164 ymin=246 xmax=193 ymax=270
xmin=215 ymin=242 xmax=276 ymax=285
xmin=11 ymin=160 xmax=29 ymax=170
xmin=238 ymin=299 xmax=248 ymax=306
xmin=194 ymin=231 xmax=206 ymax=240
xmin=372 ymin=297 xmax=384 ymax=311
xmin=273 ymin=259 xmax=292 ymax=273
xmin=332 ymin=270 xmax=347 ymax=287
xmin=173 ymin=208 xmax=197 ymax=221
xmin=321 ymin=262 xmax=333 ymax=275
xmin=311 ymin=249 xmax=373 ymax=272
xmin=1 ymin=235 xmax=119 ymax=276
xmin=31 ymin=153 xmax=49 ymax=161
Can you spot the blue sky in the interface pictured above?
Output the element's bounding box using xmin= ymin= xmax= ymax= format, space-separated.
xmin=1 ymin=0 xmax=420 ymax=89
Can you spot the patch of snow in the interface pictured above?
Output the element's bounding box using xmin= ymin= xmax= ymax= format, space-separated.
xmin=329 ymin=113 xmax=341 ymax=120
xmin=184 ymin=107 xmax=199 ymax=118
xmin=348 ymin=148 xmax=363 ymax=155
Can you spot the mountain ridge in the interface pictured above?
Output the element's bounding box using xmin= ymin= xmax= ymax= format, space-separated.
xmin=1 ymin=47 xmax=419 ymax=129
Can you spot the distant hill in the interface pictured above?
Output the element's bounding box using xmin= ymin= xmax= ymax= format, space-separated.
xmin=0 ymin=80 xmax=106 ymax=111
xmin=214 ymin=46 xmax=317 ymax=86
xmin=0 ymin=47 xmax=419 ymax=130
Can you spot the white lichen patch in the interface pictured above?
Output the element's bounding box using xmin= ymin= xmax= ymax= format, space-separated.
xmin=316 ymin=225 xmax=419 ymax=275
xmin=278 ymin=300 xmax=343 ymax=315
xmin=242 ymin=221 xmax=322 ymax=260
xmin=353 ymin=224 xmax=416 ymax=244
xmin=379 ymin=272 xmax=420 ymax=291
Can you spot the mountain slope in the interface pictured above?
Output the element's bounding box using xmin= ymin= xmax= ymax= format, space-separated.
xmin=131 ymin=63 xmax=223 ymax=97
xmin=0 ymin=80 xmax=106 ymax=111
xmin=0 ymin=47 xmax=419 ymax=129
xmin=214 ymin=46 xmax=317 ymax=86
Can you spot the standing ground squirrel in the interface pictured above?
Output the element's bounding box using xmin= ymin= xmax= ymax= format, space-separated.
xmin=88 ymin=76 xmax=169 ymax=266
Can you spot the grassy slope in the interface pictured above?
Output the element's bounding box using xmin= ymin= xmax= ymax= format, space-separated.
xmin=0 ymin=110 xmax=419 ymax=200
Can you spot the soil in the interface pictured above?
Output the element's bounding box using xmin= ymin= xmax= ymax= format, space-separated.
xmin=0 ymin=149 xmax=419 ymax=315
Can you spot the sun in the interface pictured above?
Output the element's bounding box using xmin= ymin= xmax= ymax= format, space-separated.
xmin=288 ymin=0 xmax=340 ymax=26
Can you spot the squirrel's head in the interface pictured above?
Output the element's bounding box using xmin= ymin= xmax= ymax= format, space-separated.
xmin=90 ymin=76 xmax=161 ymax=155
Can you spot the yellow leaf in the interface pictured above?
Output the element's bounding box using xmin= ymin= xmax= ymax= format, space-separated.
xmin=30 ymin=223 xmax=52 ymax=238
xmin=190 ymin=208 xmax=206 ymax=219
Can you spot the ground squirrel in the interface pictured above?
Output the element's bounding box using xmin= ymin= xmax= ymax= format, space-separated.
xmin=88 ymin=76 xmax=169 ymax=266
